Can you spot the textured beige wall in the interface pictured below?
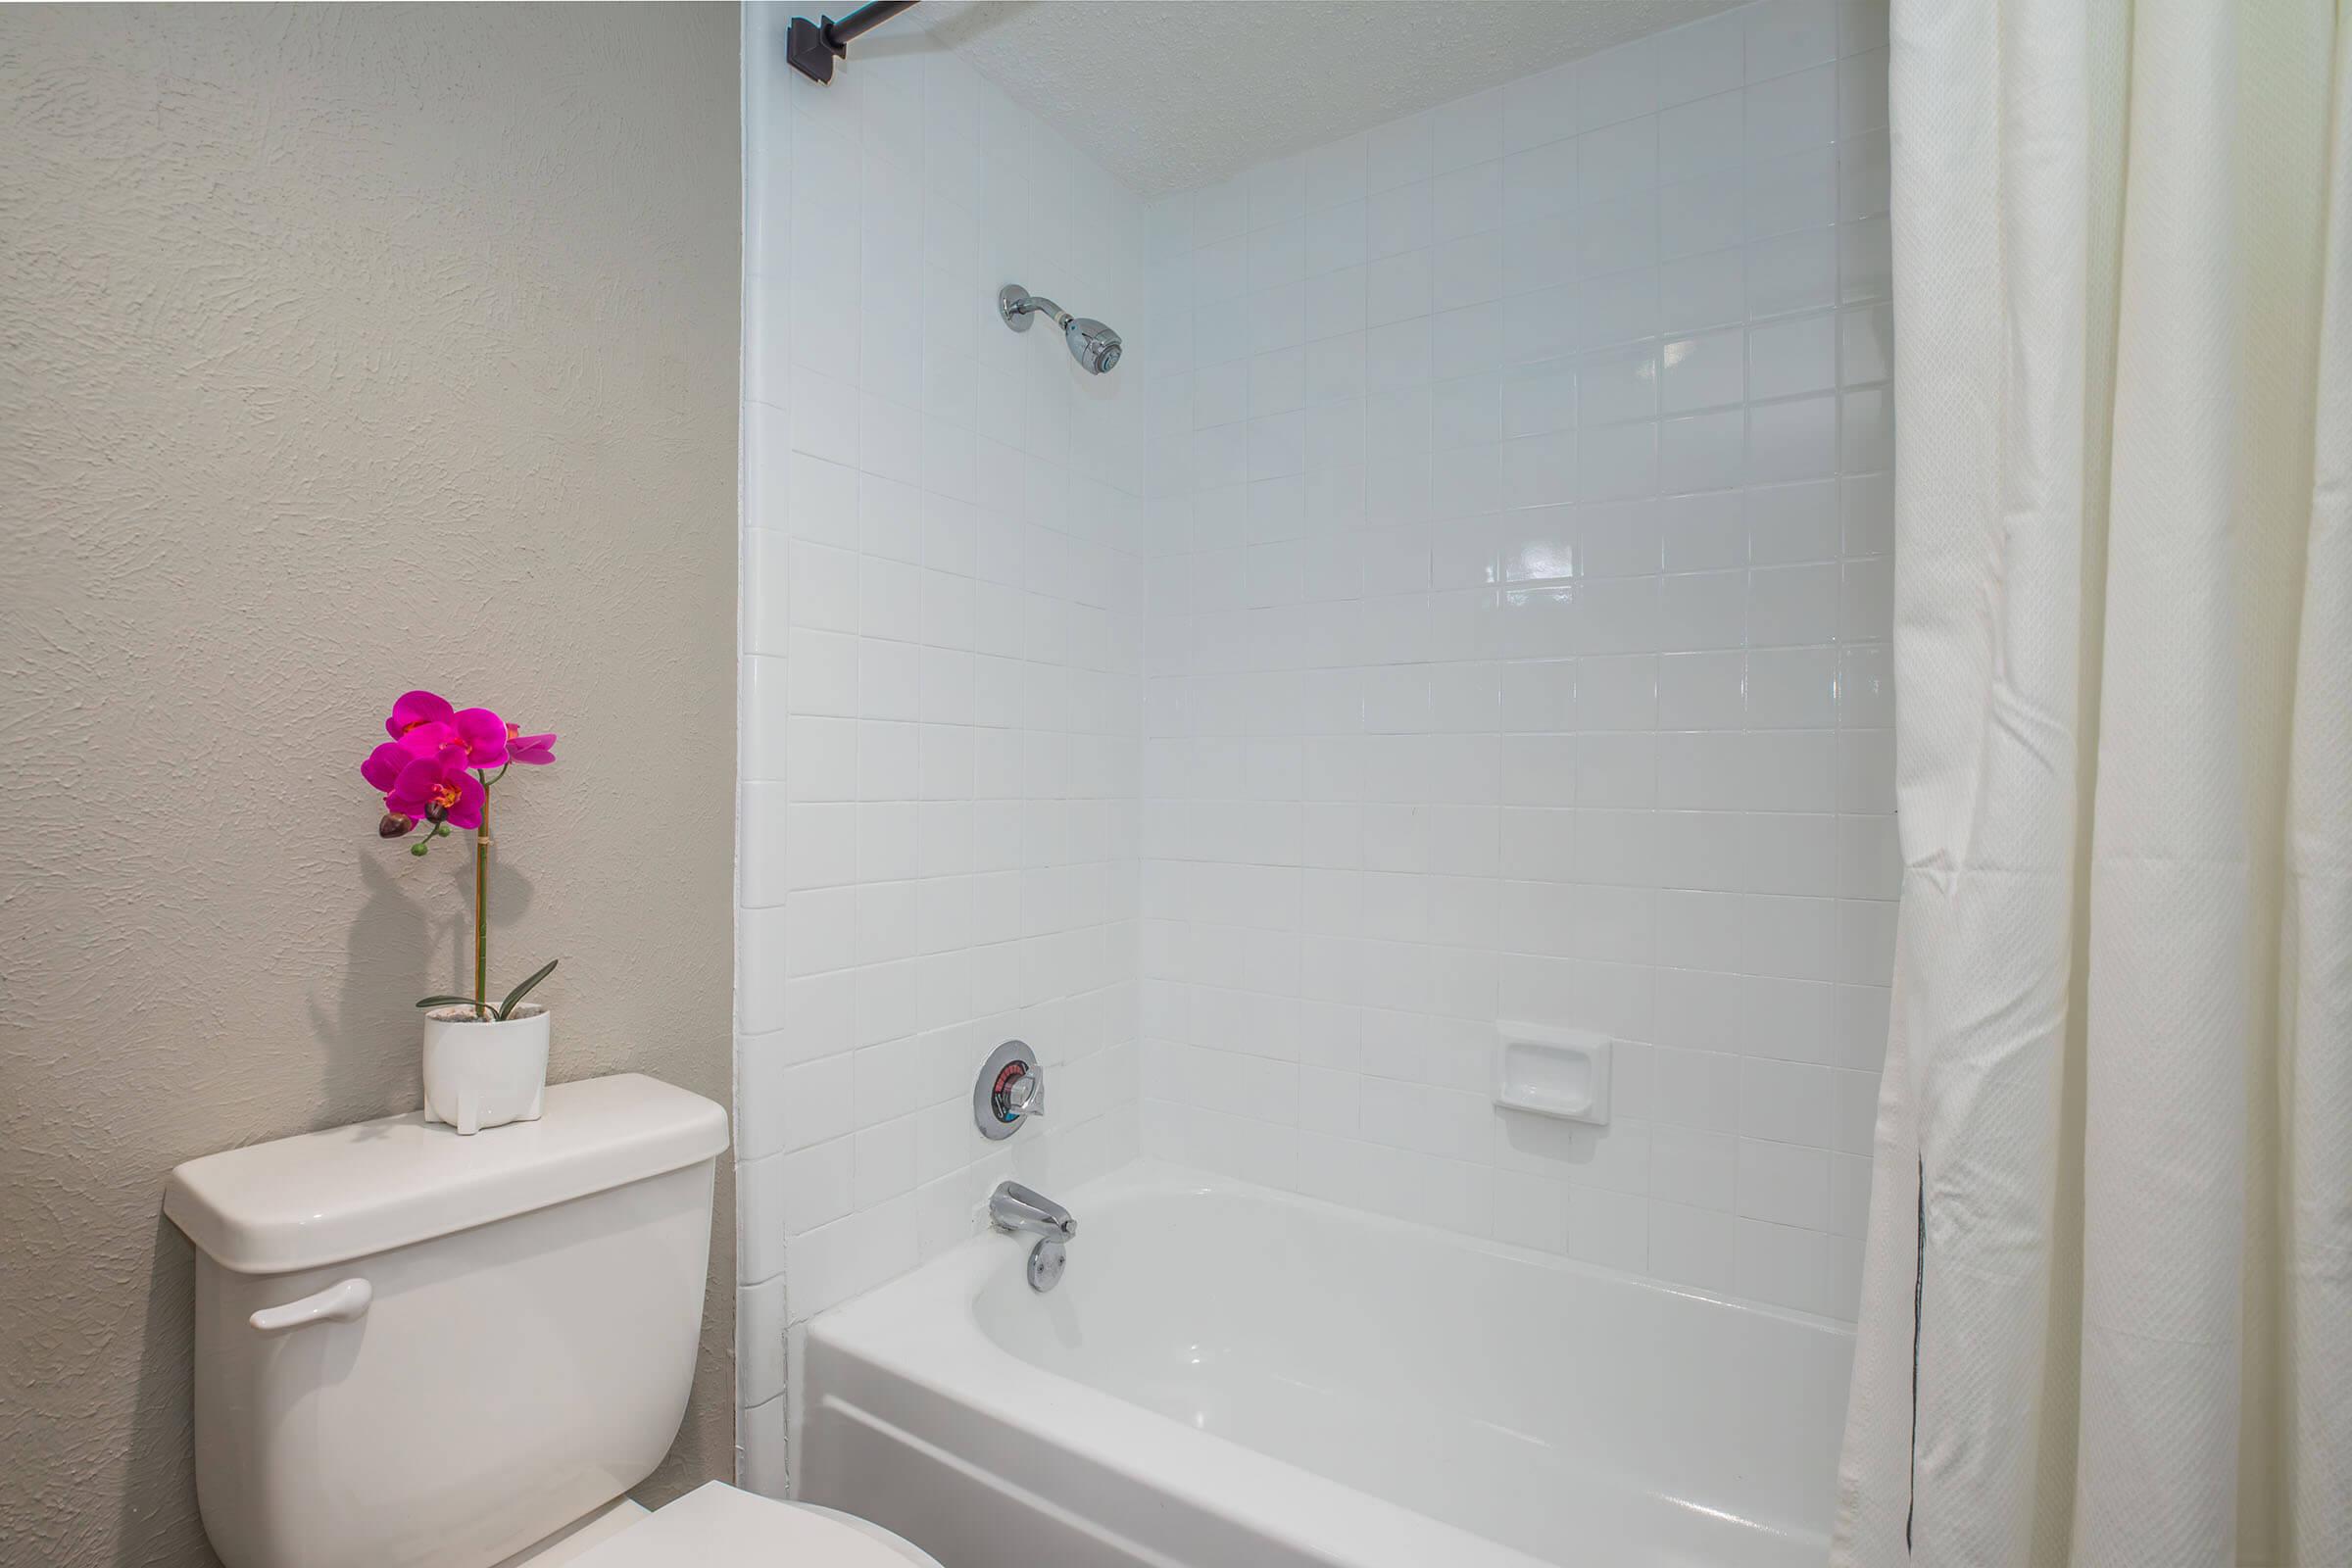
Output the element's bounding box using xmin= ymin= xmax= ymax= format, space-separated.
xmin=0 ymin=6 xmax=741 ymax=1562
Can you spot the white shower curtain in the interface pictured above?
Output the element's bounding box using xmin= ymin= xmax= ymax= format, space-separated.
xmin=1834 ymin=3 xmax=2351 ymax=1566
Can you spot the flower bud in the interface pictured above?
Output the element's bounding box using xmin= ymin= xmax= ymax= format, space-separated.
xmin=378 ymin=811 xmax=416 ymax=839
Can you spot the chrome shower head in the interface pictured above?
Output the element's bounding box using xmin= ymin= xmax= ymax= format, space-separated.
xmin=1064 ymin=317 xmax=1121 ymax=374
xmin=1000 ymin=283 xmax=1123 ymax=375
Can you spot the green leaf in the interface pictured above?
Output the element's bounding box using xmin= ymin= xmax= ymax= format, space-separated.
xmin=495 ymin=957 xmax=560 ymax=1021
xmin=416 ymin=995 xmax=489 ymax=1014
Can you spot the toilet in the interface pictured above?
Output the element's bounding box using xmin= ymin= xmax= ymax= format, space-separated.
xmin=163 ymin=1073 xmax=941 ymax=1568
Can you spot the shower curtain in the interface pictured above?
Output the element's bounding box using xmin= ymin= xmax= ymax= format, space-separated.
xmin=1833 ymin=4 xmax=2350 ymax=1566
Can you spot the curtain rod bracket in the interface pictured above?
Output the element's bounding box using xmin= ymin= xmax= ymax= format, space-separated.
xmin=787 ymin=1 xmax=920 ymax=85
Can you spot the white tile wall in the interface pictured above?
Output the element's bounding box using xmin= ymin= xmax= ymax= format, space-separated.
xmin=738 ymin=0 xmax=1892 ymax=1497
xmin=1135 ymin=0 xmax=1894 ymax=1321
xmin=735 ymin=1 xmax=1149 ymax=1494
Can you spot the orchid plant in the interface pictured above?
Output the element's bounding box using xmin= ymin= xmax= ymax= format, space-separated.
xmin=361 ymin=690 xmax=559 ymax=1023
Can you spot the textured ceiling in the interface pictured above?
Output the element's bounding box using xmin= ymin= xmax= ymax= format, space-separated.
xmin=916 ymin=0 xmax=1745 ymax=197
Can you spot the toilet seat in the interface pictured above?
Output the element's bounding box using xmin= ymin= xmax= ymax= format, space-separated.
xmin=565 ymin=1482 xmax=942 ymax=1567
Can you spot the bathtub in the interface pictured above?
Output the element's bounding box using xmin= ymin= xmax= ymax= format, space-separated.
xmin=801 ymin=1163 xmax=1853 ymax=1568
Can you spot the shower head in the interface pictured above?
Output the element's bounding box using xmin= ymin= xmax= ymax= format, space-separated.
xmin=1064 ymin=317 xmax=1122 ymax=375
xmin=1000 ymin=283 xmax=1123 ymax=375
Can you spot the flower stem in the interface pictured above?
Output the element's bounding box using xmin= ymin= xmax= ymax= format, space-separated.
xmin=473 ymin=777 xmax=489 ymax=1018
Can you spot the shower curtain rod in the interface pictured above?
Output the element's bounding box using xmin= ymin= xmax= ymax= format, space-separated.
xmin=786 ymin=0 xmax=920 ymax=85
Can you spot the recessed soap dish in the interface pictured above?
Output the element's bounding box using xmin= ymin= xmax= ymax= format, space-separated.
xmin=1494 ymin=1023 xmax=1611 ymax=1125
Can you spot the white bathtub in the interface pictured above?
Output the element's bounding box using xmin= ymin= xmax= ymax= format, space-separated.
xmin=802 ymin=1163 xmax=1852 ymax=1568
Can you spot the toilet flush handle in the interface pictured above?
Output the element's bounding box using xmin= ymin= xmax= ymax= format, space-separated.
xmin=249 ymin=1277 xmax=372 ymax=1335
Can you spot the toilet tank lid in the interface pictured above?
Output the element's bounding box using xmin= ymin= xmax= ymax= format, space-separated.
xmin=164 ymin=1073 xmax=729 ymax=1274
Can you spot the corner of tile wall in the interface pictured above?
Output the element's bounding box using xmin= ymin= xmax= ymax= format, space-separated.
xmin=734 ymin=2 xmax=1151 ymax=1496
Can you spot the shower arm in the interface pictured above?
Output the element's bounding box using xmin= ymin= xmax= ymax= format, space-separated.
xmin=1004 ymin=293 xmax=1070 ymax=329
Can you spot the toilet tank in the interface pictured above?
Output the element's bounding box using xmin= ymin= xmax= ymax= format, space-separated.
xmin=164 ymin=1073 xmax=730 ymax=1568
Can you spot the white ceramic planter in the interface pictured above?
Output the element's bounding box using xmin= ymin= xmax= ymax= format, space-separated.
xmin=420 ymin=1005 xmax=550 ymax=1135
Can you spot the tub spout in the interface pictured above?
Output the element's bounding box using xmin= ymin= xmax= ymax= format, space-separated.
xmin=990 ymin=1181 xmax=1074 ymax=1293
xmin=988 ymin=1181 xmax=1074 ymax=1241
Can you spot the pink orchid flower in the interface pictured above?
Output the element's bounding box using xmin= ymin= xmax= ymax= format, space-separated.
xmin=382 ymin=691 xmax=460 ymax=760
xmin=384 ymin=748 xmax=486 ymax=830
xmin=504 ymin=723 xmax=558 ymax=765
xmin=384 ymin=689 xmax=508 ymax=768
xmin=385 ymin=689 xmax=453 ymax=740
xmin=361 ymin=741 xmax=416 ymax=794
xmin=363 ymin=689 xmax=561 ymax=1024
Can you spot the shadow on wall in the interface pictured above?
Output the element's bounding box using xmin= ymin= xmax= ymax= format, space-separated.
xmin=116 ymin=1220 xmax=206 ymax=1568
xmin=1496 ymin=1110 xmax=1616 ymax=1173
xmin=306 ymin=851 xmax=538 ymax=1110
